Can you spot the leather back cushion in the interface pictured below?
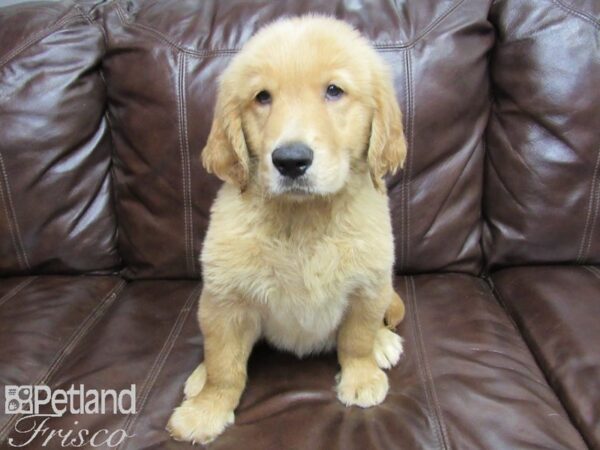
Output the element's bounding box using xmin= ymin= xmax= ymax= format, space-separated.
xmin=103 ymin=0 xmax=493 ymax=278
xmin=484 ymin=0 xmax=600 ymax=269
xmin=0 ymin=1 xmax=120 ymax=274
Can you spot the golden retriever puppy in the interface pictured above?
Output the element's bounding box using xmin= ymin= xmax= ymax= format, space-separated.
xmin=167 ymin=15 xmax=407 ymax=444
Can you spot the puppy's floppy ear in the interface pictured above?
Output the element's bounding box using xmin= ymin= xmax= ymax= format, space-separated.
xmin=367 ymin=64 xmax=407 ymax=192
xmin=201 ymin=79 xmax=249 ymax=190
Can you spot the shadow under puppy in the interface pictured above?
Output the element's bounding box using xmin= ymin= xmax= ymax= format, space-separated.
xmin=168 ymin=15 xmax=407 ymax=445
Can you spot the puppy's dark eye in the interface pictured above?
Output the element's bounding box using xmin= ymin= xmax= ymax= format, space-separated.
xmin=325 ymin=84 xmax=344 ymax=100
xmin=255 ymin=90 xmax=271 ymax=105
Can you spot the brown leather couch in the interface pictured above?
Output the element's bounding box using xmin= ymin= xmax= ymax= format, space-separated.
xmin=0 ymin=1 xmax=598 ymax=449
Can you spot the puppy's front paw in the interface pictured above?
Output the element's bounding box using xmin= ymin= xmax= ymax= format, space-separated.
xmin=336 ymin=365 xmax=389 ymax=407
xmin=184 ymin=363 xmax=207 ymax=399
xmin=167 ymin=394 xmax=235 ymax=445
xmin=373 ymin=328 xmax=404 ymax=370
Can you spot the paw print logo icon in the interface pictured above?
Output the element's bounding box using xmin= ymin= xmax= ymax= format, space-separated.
xmin=6 ymin=399 xmax=19 ymax=412
xmin=5 ymin=386 xmax=33 ymax=414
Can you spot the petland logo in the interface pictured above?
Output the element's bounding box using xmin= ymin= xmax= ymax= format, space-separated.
xmin=5 ymin=385 xmax=136 ymax=448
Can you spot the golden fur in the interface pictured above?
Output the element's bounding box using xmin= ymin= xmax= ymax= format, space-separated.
xmin=168 ymin=16 xmax=407 ymax=444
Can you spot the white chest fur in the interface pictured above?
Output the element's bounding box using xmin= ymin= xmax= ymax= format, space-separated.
xmin=202 ymin=184 xmax=394 ymax=357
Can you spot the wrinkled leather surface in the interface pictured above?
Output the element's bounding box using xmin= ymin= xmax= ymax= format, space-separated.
xmin=102 ymin=0 xmax=493 ymax=278
xmin=484 ymin=0 xmax=600 ymax=270
xmin=0 ymin=274 xmax=587 ymax=449
xmin=492 ymin=266 xmax=600 ymax=449
xmin=0 ymin=275 xmax=123 ymax=439
xmin=0 ymin=0 xmax=120 ymax=275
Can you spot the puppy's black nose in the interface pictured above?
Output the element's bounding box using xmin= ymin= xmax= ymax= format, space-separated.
xmin=272 ymin=143 xmax=313 ymax=178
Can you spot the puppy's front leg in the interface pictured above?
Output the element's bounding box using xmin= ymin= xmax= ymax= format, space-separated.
xmin=167 ymin=291 xmax=260 ymax=444
xmin=336 ymin=285 xmax=392 ymax=407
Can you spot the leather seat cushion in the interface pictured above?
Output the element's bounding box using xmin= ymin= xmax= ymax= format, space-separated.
xmin=492 ymin=265 xmax=600 ymax=449
xmin=0 ymin=274 xmax=586 ymax=449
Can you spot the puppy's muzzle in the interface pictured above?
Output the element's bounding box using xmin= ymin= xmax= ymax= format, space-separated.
xmin=272 ymin=143 xmax=313 ymax=179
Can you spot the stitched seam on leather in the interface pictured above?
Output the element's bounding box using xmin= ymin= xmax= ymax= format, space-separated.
xmin=490 ymin=285 xmax=554 ymax=379
xmin=495 ymin=1 xmax=599 ymax=43
xmin=0 ymin=152 xmax=30 ymax=270
xmin=584 ymin=265 xmax=600 ymax=279
xmin=552 ymin=0 xmax=600 ymax=29
xmin=376 ymin=0 xmax=467 ymax=50
xmin=33 ymin=279 xmax=126 ymax=385
xmin=0 ymin=278 xmax=126 ymax=443
xmin=75 ymin=2 xmax=109 ymax=50
xmin=176 ymin=52 xmax=188 ymax=274
xmin=398 ymin=49 xmax=414 ymax=271
xmin=182 ymin=54 xmax=196 ymax=276
xmin=114 ymin=4 xmax=236 ymax=58
xmin=577 ymin=148 xmax=600 ymax=262
xmin=115 ymin=283 xmax=202 ymax=450
xmin=0 ymin=157 xmax=23 ymax=269
xmin=583 ymin=149 xmax=600 ymax=260
xmin=115 ymin=0 xmax=466 ymax=57
xmin=405 ymin=50 xmax=414 ymax=270
xmin=176 ymin=53 xmax=195 ymax=277
xmin=405 ymin=278 xmax=436 ymax=440
xmin=0 ymin=277 xmax=37 ymax=309
xmin=398 ymin=52 xmax=408 ymax=271
xmin=0 ymin=12 xmax=81 ymax=70
xmin=408 ymin=277 xmax=450 ymax=450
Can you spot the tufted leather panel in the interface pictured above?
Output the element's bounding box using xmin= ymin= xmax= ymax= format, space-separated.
xmin=484 ymin=0 xmax=600 ymax=269
xmin=101 ymin=0 xmax=493 ymax=278
xmin=492 ymin=265 xmax=600 ymax=449
xmin=0 ymin=0 xmax=120 ymax=275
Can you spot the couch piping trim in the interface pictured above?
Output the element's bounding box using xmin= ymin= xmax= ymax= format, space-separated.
xmin=0 ymin=152 xmax=30 ymax=270
xmin=176 ymin=52 xmax=197 ymax=277
xmin=0 ymin=277 xmax=37 ymax=309
xmin=115 ymin=282 xmax=202 ymax=449
xmin=407 ymin=277 xmax=450 ymax=450
xmin=577 ymin=147 xmax=600 ymax=262
xmin=0 ymin=278 xmax=126 ymax=443
xmin=0 ymin=11 xmax=81 ymax=70
xmin=114 ymin=0 xmax=466 ymax=57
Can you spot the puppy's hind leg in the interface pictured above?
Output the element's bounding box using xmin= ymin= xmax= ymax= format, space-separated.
xmin=377 ymin=290 xmax=405 ymax=370
xmin=384 ymin=290 xmax=405 ymax=330
xmin=183 ymin=363 xmax=207 ymax=399
xmin=373 ymin=327 xmax=404 ymax=370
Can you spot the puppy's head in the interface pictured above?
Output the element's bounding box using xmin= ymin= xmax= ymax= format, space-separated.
xmin=202 ymin=16 xmax=406 ymax=197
